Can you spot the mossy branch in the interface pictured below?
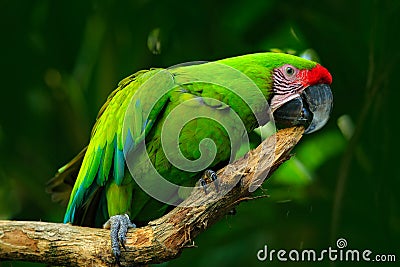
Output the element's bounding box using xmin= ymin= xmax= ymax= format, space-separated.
xmin=0 ymin=127 xmax=304 ymax=266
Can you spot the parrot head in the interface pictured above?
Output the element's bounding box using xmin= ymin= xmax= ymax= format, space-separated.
xmin=269 ymin=61 xmax=333 ymax=134
xmin=219 ymin=52 xmax=333 ymax=134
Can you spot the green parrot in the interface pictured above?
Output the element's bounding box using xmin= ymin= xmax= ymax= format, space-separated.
xmin=47 ymin=52 xmax=333 ymax=259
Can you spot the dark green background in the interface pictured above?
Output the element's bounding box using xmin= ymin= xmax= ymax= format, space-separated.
xmin=1 ymin=0 xmax=399 ymax=266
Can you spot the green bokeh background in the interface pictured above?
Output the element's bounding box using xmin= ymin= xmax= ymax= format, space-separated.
xmin=1 ymin=0 xmax=399 ymax=266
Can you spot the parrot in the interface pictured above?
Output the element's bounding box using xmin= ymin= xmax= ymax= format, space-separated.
xmin=47 ymin=52 xmax=333 ymax=260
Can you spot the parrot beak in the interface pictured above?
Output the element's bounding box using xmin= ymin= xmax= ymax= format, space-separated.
xmin=273 ymin=84 xmax=333 ymax=134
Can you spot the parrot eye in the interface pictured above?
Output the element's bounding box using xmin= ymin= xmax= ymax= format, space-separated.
xmin=280 ymin=64 xmax=298 ymax=80
xmin=285 ymin=66 xmax=295 ymax=76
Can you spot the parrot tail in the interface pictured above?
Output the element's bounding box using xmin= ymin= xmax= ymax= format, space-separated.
xmin=46 ymin=147 xmax=86 ymax=207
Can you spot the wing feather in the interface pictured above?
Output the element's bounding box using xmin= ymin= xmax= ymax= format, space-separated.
xmin=63 ymin=68 xmax=175 ymax=224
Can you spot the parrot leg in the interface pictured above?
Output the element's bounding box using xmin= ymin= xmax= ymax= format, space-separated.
xmin=199 ymin=169 xmax=219 ymax=194
xmin=103 ymin=214 xmax=136 ymax=264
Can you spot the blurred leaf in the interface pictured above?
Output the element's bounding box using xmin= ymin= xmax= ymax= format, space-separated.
xmin=299 ymin=49 xmax=320 ymax=62
xmin=267 ymin=128 xmax=346 ymax=202
xmin=148 ymin=27 xmax=162 ymax=55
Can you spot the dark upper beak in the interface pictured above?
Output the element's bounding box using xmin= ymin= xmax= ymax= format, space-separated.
xmin=273 ymin=84 xmax=333 ymax=134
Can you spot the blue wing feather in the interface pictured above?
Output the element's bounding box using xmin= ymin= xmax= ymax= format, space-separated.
xmin=114 ymin=143 xmax=125 ymax=186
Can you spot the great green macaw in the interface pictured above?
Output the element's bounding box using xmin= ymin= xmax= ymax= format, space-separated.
xmin=48 ymin=52 xmax=333 ymax=259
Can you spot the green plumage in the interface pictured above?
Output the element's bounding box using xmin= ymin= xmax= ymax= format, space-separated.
xmin=50 ymin=52 xmax=317 ymax=227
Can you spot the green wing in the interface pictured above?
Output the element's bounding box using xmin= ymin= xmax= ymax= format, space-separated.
xmin=60 ymin=60 xmax=265 ymax=226
xmin=63 ymin=68 xmax=174 ymax=225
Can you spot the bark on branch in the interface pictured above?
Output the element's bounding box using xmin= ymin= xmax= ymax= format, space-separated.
xmin=0 ymin=126 xmax=304 ymax=266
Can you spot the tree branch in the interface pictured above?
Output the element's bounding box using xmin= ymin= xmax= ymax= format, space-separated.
xmin=0 ymin=126 xmax=304 ymax=266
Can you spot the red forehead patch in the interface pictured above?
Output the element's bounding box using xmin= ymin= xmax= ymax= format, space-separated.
xmin=306 ymin=64 xmax=332 ymax=85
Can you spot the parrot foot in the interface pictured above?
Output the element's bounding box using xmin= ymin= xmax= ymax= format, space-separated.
xmin=103 ymin=214 xmax=136 ymax=264
xmin=199 ymin=169 xmax=219 ymax=194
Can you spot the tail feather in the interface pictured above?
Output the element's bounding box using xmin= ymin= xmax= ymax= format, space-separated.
xmin=46 ymin=147 xmax=87 ymax=206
